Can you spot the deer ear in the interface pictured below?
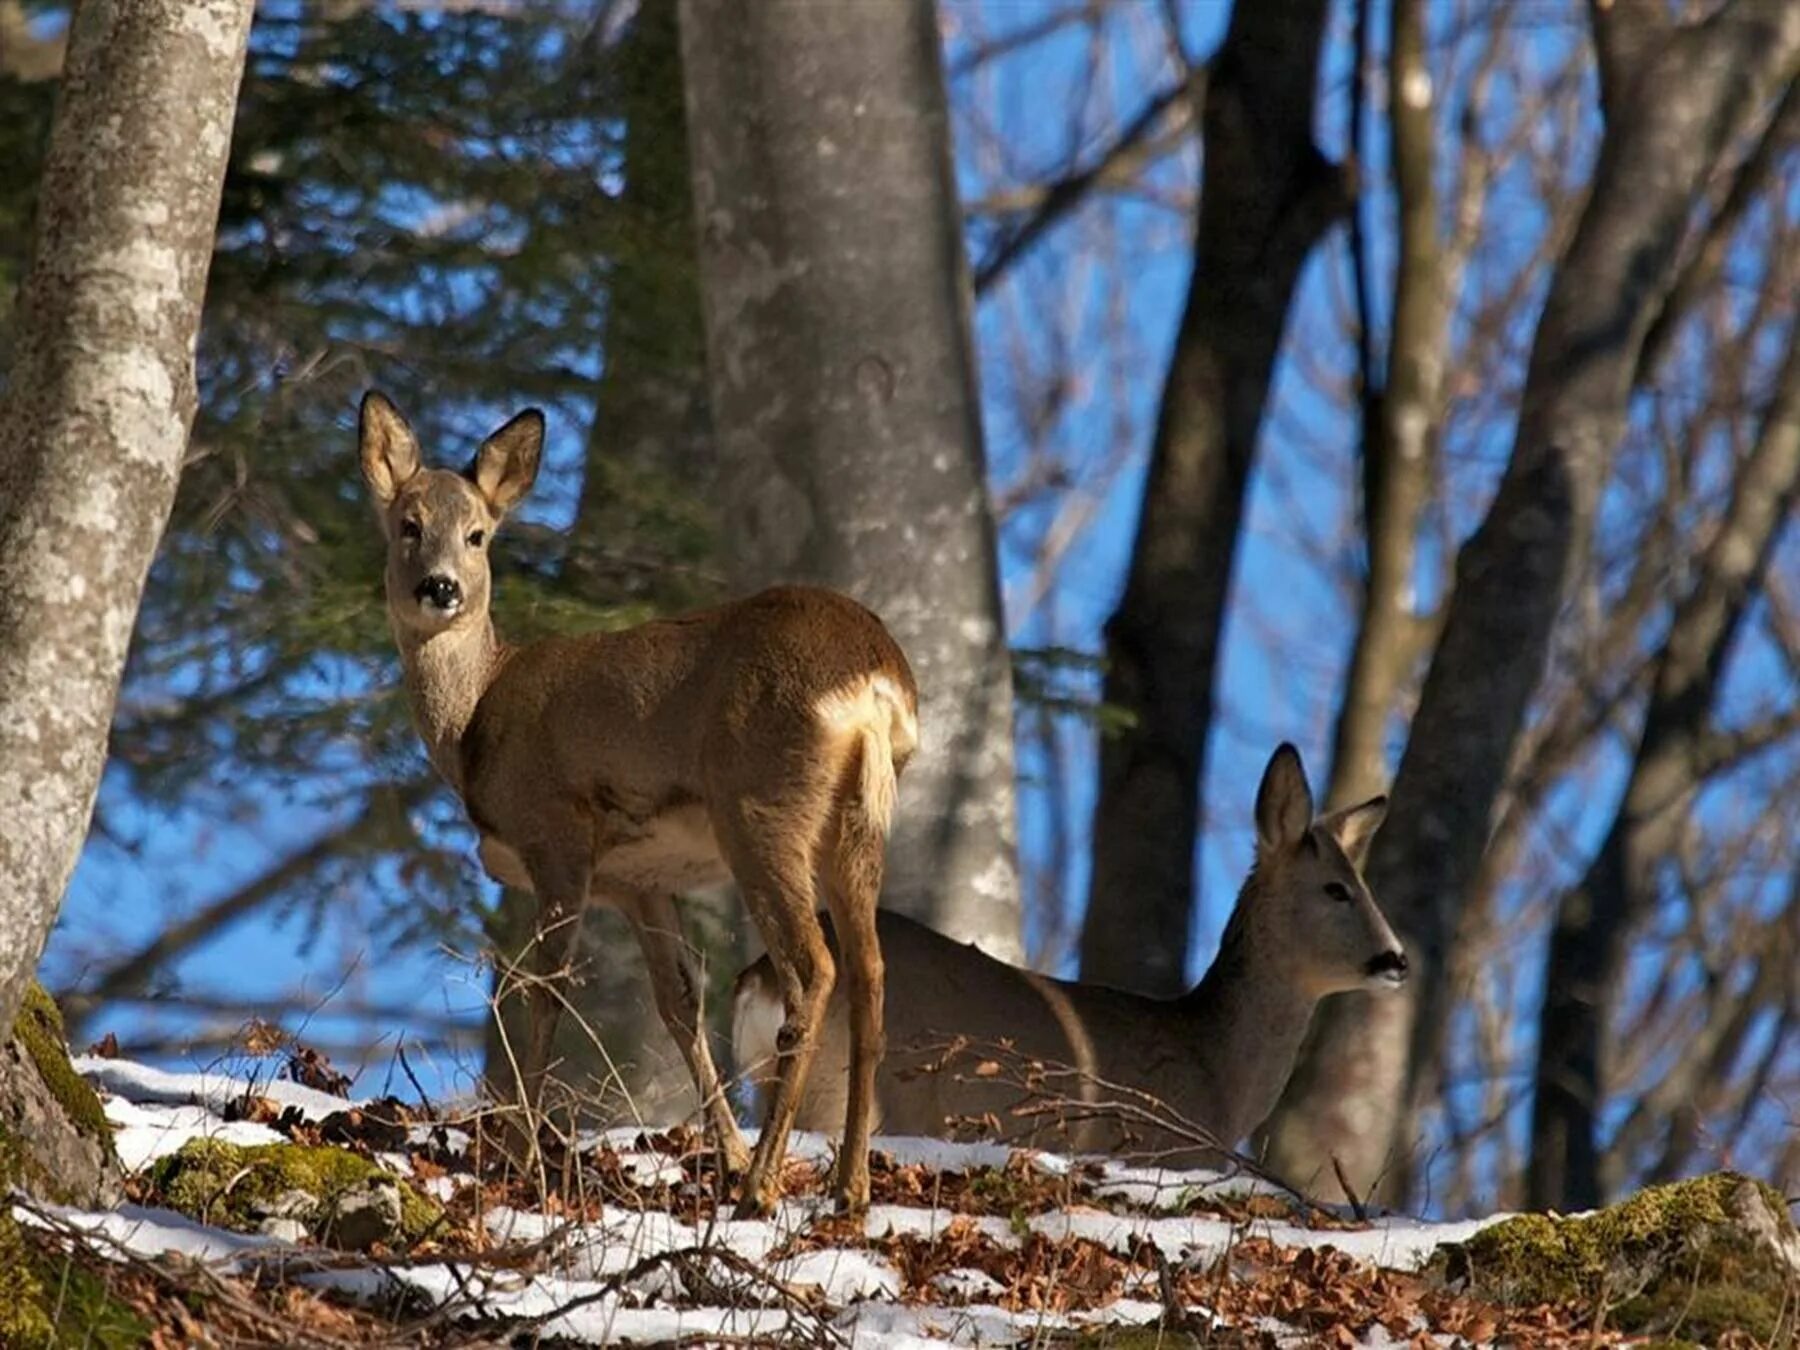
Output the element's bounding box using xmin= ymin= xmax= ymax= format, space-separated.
xmin=359 ymin=391 xmax=421 ymax=509
xmin=1319 ymin=794 xmax=1387 ymax=867
xmin=1255 ymin=743 xmax=1313 ymax=852
xmin=470 ymin=408 xmax=543 ymax=516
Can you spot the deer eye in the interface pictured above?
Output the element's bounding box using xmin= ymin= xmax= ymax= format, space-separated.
xmin=466 ymin=529 xmax=486 ymax=548
xmin=400 ymin=518 xmax=422 ymax=541
xmin=1325 ymin=882 xmax=1353 ymax=904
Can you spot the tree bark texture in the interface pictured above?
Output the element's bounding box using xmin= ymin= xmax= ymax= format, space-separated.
xmin=1260 ymin=0 xmax=1800 ymax=1202
xmin=1529 ymin=320 xmax=1800 ymax=1210
xmin=0 ymin=0 xmax=254 ymax=1037
xmin=679 ymin=0 xmax=1022 ymax=956
xmin=1322 ymin=0 xmax=1444 ymax=815
xmin=1081 ymin=0 xmax=1341 ymax=996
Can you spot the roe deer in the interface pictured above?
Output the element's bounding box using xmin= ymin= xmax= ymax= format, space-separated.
xmin=735 ymin=743 xmax=1406 ymax=1167
xmin=358 ymin=392 xmax=916 ymax=1215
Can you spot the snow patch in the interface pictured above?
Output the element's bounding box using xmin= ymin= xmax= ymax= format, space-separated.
xmin=102 ymin=1096 xmax=285 ymax=1172
xmin=75 ymin=1056 xmax=360 ymax=1120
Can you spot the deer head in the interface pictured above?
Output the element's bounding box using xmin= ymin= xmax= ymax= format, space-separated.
xmin=1244 ymin=743 xmax=1408 ymax=997
xmin=358 ymin=391 xmax=543 ymax=638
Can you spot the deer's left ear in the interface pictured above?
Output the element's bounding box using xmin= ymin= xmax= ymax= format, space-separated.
xmin=1319 ymin=795 xmax=1387 ymax=867
xmin=470 ymin=408 xmax=544 ymax=516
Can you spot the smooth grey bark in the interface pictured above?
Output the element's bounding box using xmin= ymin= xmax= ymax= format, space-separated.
xmin=1081 ymin=0 xmax=1341 ymax=995
xmin=0 ymin=0 xmax=254 ymax=1037
xmin=1259 ymin=0 xmax=1800 ymax=1202
xmin=1529 ymin=322 xmax=1800 ymax=1210
xmin=679 ymin=0 xmax=1022 ymax=956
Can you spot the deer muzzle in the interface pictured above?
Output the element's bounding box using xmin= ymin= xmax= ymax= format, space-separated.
xmin=415 ymin=573 xmax=463 ymax=614
xmin=1363 ymin=948 xmax=1409 ymax=987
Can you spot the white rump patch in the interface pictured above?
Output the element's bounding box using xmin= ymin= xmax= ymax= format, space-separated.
xmin=813 ymin=674 xmax=918 ymax=759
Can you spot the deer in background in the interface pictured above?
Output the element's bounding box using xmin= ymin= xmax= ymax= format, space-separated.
xmin=358 ymin=392 xmax=916 ymax=1215
xmin=735 ymin=743 xmax=1406 ymax=1168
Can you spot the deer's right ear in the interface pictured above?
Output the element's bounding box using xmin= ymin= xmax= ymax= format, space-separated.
xmin=1255 ymin=742 xmax=1313 ymax=853
xmin=359 ymin=391 xmax=421 ymax=509
xmin=470 ymin=408 xmax=544 ymax=517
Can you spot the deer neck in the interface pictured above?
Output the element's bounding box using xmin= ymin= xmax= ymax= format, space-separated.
xmin=395 ymin=615 xmax=504 ymax=792
xmin=1177 ymin=899 xmax=1320 ymax=1144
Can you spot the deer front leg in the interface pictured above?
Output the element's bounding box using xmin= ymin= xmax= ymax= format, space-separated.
xmin=621 ymin=890 xmax=751 ymax=1176
xmin=509 ymin=842 xmax=589 ymax=1155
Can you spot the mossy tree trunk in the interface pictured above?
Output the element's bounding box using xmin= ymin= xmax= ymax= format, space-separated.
xmin=0 ymin=984 xmax=119 ymax=1208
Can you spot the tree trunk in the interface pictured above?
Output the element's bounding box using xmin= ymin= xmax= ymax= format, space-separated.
xmin=1081 ymin=0 xmax=1342 ymax=996
xmin=679 ymin=0 xmax=1021 ymax=955
xmin=1260 ymin=0 xmax=1800 ymax=1202
xmin=1529 ymin=321 xmax=1800 ymax=1210
xmin=1321 ymin=0 xmax=1444 ymax=815
xmin=1260 ymin=0 xmax=1448 ymax=1179
xmin=0 ymin=0 xmax=254 ymax=1036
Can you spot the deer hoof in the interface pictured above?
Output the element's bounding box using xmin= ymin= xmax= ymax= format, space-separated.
xmin=733 ymin=1185 xmax=780 ymax=1220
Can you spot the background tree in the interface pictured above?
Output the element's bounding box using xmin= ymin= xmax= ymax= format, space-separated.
xmin=0 ymin=0 xmax=254 ymax=1032
xmin=1080 ymin=0 xmax=1341 ymax=995
xmin=1264 ymin=0 xmax=1800 ymax=1202
xmin=680 ymin=0 xmax=1023 ymax=957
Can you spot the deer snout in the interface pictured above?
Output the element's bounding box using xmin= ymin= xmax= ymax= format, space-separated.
xmin=415 ymin=573 xmax=463 ymax=613
xmin=1364 ymin=948 xmax=1409 ymax=987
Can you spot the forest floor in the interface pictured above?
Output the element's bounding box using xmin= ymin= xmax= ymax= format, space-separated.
xmin=7 ymin=1047 xmax=1768 ymax=1348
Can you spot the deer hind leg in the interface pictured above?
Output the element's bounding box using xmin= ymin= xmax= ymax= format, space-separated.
xmin=712 ymin=792 xmax=836 ymax=1218
xmin=619 ymin=889 xmax=751 ymax=1175
xmin=820 ymin=740 xmax=889 ymax=1214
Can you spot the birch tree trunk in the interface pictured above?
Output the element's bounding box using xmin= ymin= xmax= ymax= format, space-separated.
xmin=679 ymin=0 xmax=1022 ymax=956
xmin=0 ymin=0 xmax=254 ymax=1036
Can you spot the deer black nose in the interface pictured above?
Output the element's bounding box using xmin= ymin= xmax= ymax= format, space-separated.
xmin=415 ymin=574 xmax=462 ymax=610
xmin=1365 ymin=949 xmax=1409 ymax=984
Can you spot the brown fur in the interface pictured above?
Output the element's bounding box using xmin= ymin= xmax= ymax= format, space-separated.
xmin=734 ymin=744 xmax=1405 ymax=1166
xmin=358 ymin=392 xmax=916 ymax=1215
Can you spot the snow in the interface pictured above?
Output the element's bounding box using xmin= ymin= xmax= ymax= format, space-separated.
xmin=73 ymin=1055 xmax=359 ymax=1120
xmin=49 ymin=1055 xmax=1522 ymax=1346
xmin=20 ymin=1202 xmax=281 ymax=1266
xmin=102 ymin=1095 xmax=285 ymax=1171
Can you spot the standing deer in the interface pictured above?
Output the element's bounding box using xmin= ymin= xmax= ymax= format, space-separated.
xmin=735 ymin=743 xmax=1406 ymax=1166
xmin=358 ymin=392 xmax=916 ymax=1215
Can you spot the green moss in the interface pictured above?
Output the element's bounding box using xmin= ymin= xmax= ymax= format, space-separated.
xmin=0 ymin=1122 xmax=46 ymax=1195
xmin=0 ymin=1213 xmax=150 ymax=1349
xmin=149 ymin=1137 xmax=441 ymax=1244
xmin=1440 ymin=1172 xmax=1798 ymax=1338
xmin=15 ymin=983 xmax=111 ymax=1143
